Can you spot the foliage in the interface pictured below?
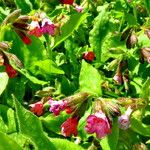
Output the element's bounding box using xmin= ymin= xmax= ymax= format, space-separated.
xmin=0 ymin=0 xmax=150 ymax=149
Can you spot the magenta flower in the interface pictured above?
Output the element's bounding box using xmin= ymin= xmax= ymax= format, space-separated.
xmin=29 ymin=101 xmax=44 ymax=116
xmin=118 ymin=106 xmax=133 ymax=130
xmin=61 ymin=117 xmax=79 ymax=137
xmin=41 ymin=18 xmax=56 ymax=36
xmin=85 ymin=111 xmax=111 ymax=139
xmin=113 ymin=72 xmax=123 ymax=85
xmin=49 ymin=99 xmax=67 ymax=116
xmin=75 ymin=5 xmax=84 ymax=13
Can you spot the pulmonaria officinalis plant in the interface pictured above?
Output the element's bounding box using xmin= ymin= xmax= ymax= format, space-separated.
xmin=1 ymin=1 xmax=150 ymax=149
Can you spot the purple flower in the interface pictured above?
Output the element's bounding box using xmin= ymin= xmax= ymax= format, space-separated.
xmin=85 ymin=111 xmax=111 ymax=139
xmin=118 ymin=106 xmax=133 ymax=130
xmin=49 ymin=99 xmax=67 ymax=116
xmin=41 ymin=18 xmax=56 ymax=36
xmin=75 ymin=5 xmax=84 ymax=13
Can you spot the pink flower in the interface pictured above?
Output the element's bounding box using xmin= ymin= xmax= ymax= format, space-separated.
xmin=4 ymin=64 xmax=18 ymax=78
xmin=28 ymin=21 xmax=43 ymax=37
xmin=61 ymin=117 xmax=79 ymax=137
xmin=30 ymin=101 xmax=44 ymax=116
xmin=75 ymin=5 xmax=83 ymax=13
xmin=41 ymin=18 xmax=56 ymax=36
xmin=113 ymin=72 xmax=123 ymax=85
xmin=49 ymin=99 xmax=67 ymax=116
xmin=29 ymin=27 xmax=43 ymax=37
xmin=85 ymin=111 xmax=111 ymax=139
xmin=118 ymin=106 xmax=133 ymax=130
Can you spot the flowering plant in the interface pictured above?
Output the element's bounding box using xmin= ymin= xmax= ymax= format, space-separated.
xmin=0 ymin=0 xmax=150 ymax=149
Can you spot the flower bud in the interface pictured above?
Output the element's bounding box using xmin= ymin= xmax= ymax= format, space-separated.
xmin=13 ymin=22 xmax=29 ymax=31
xmin=29 ymin=101 xmax=44 ymax=116
xmin=0 ymin=53 xmax=4 ymax=66
xmin=2 ymin=9 xmax=21 ymax=25
xmin=4 ymin=52 xmax=23 ymax=69
xmin=145 ymin=29 xmax=150 ymax=39
xmin=113 ymin=71 xmax=123 ymax=85
xmin=75 ymin=5 xmax=84 ymax=13
xmin=66 ymin=92 xmax=89 ymax=105
xmin=4 ymin=64 xmax=18 ymax=78
xmin=126 ymin=32 xmax=138 ymax=49
xmin=118 ymin=106 xmax=133 ymax=130
xmin=82 ymin=51 xmax=95 ymax=62
xmin=94 ymin=98 xmax=121 ymax=117
xmin=16 ymin=30 xmax=32 ymax=45
xmin=120 ymin=27 xmax=132 ymax=41
xmin=141 ymin=47 xmax=150 ymax=63
xmin=0 ymin=42 xmax=10 ymax=51
xmin=17 ymin=15 xmax=31 ymax=23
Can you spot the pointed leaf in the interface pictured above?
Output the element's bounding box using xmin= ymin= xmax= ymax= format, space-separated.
xmin=79 ymin=60 xmax=102 ymax=96
xmin=0 ymin=131 xmax=22 ymax=150
xmin=52 ymin=13 xmax=87 ymax=50
xmin=13 ymin=97 xmax=56 ymax=150
xmin=0 ymin=72 xmax=9 ymax=95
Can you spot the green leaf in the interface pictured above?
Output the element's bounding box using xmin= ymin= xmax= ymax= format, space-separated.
xmin=29 ymin=0 xmax=40 ymax=9
xmin=89 ymin=5 xmax=110 ymax=62
xmin=30 ymin=59 xmax=64 ymax=77
xmin=0 ymin=72 xmax=9 ymax=95
xmin=140 ymin=77 xmax=150 ymax=100
xmin=0 ymin=131 xmax=22 ymax=150
xmin=52 ymin=13 xmax=87 ymax=50
xmin=51 ymin=138 xmax=84 ymax=150
xmin=100 ymin=118 xmax=119 ymax=150
xmin=131 ymin=110 xmax=150 ymax=137
xmin=0 ymin=104 xmax=16 ymax=134
xmin=13 ymin=97 xmax=56 ymax=150
xmin=14 ymin=0 xmax=32 ymax=14
xmin=79 ymin=60 xmax=102 ymax=96
xmin=9 ymin=133 xmax=35 ymax=149
xmin=17 ymin=68 xmax=48 ymax=85
xmin=40 ymin=113 xmax=69 ymax=133
xmin=144 ymin=0 xmax=150 ymax=16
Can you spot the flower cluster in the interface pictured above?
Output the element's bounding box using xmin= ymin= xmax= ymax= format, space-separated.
xmin=49 ymin=92 xmax=88 ymax=137
xmin=29 ymin=90 xmax=141 ymax=139
xmin=28 ymin=14 xmax=57 ymax=37
xmin=11 ymin=12 xmax=57 ymax=45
